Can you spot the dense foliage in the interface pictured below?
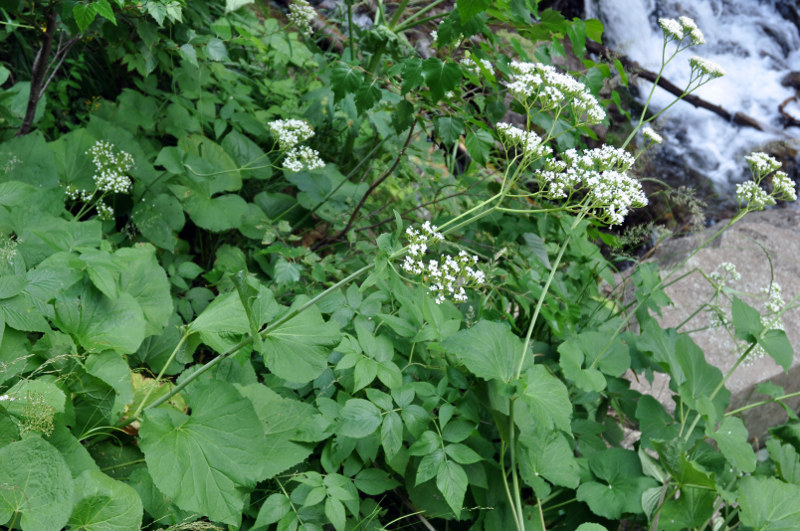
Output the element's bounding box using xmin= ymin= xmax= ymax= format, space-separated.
xmin=1 ymin=1 xmax=800 ymax=530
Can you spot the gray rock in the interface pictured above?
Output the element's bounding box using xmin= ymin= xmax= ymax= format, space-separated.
xmin=628 ymin=209 xmax=800 ymax=442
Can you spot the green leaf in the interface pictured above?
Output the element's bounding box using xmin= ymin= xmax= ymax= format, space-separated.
xmin=421 ymin=58 xmax=462 ymax=102
xmin=401 ymin=58 xmax=423 ymax=94
xmin=576 ymin=525 xmax=608 ymax=531
xmin=519 ymin=365 xmax=572 ymax=432
xmin=225 ymin=0 xmax=254 ymax=12
xmin=0 ymin=437 xmax=74 ymax=531
xmin=354 ymin=468 xmax=400 ymax=495
xmin=132 ymin=193 xmax=185 ymax=250
xmin=732 ymin=296 xmax=763 ymax=342
xmin=355 ymin=82 xmax=381 ymax=114
xmin=436 ymin=460 xmax=467 ymax=517
xmin=325 ymin=497 xmax=346 ymax=531
xmin=274 ymin=259 xmax=302 ymax=285
xmin=68 ymin=470 xmax=143 ymax=530
xmin=711 ymin=417 xmax=756 ymax=473
xmin=657 ymin=487 xmax=716 ymax=531
xmin=331 ymin=62 xmax=363 ymax=102
xmin=585 ymin=18 xmax=604 ymax=42
xmin=457 ymin=0 xmax=491 ymax=22
xmin=522 ymin=233 xmax=551 ymax=270
xmin=445 ymin=443 xmax=482 ymax=464
xmin=93 ymin=0 xmax=116 ymax=24
xmin=393 ymin=100 xmax=415 ymax=134
xmin=558 ymin=339 xmax=605 ymax=392
xmin=54 ymin=285 xmax=146 ymax=354
xmin=576 ymin=448 xmax=657 ymax=519
xmin=171 ymin=185 xmax=248 ymax=232
xmin=381 ymin=411 xmax=403 ymax=457
xmin=339 ymin=398 xmax=382 ymax=438
xmin=73 ymin=4 xmax=98 ymax=31
xmin=464 ymin=129 xmax=494 ymax=165
xmin=738 ymin=476 xmax=800 ymax=530
xmin=674 ymin=334 xmax=730 ymax=416
xmin=759 ymin=329 xmax=793 ymax=371
xmin=179 ymin=43 xmax=198 ymax=66
xmin=254 ymin=493 xmax=291 ymax=528
xmin=766 ymin=439 xmax=800 ymax=484
xmin=518 ymin=428 xmax=580 ymax=491
xmin=116 ymin=244 xmax=172 ymax=337
xmin=434 ymin=116 xmax=464 ymax=145
xmin=205 ymin=38 xmax=228 ymax=61
xmin=441 ymin=320 xmax=522 ymax=383
xmin=258 ymin=305 xmax=340 ymax=383
xmin=140 ymin=380 xmax=270 ymax=524
xmin=237 ymin=384 xmax=315 ymax=478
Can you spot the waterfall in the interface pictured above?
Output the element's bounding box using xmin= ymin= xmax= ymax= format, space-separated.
xmin=586 ymin=0 xmax=800 ymax=187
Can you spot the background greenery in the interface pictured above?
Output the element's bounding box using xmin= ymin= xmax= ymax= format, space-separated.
xmin=0 ymin=1 xmax=799 ymax=530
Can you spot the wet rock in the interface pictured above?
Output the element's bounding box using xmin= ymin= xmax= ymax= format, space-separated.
xmin=781 ymin=71 xmax=800 ymax=92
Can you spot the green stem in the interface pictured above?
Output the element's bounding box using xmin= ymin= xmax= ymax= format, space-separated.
xmin=394 ymin=0 xmax=449 ymax=31
xmin=500 ymin=438 xmax=524 ymax=531
xmin=100 ymin=459 xmax=145 ymax=472
xmin=508 ymin=404 xmax=525 ymax=528
xmin=515 ymin=212 xmax=584 ymax=379
xmin=681 ymin=341 xmax=758 ymax=442
xmin=346 ymin=1 xmax=355 ymax=59
xmin=130 ymin=331 xmax=189 ymax=419
xmin=395 ymin=12 xmax=447 ymax=32
xmin=388 ymin=0 xmax=410 ymax=28
xmin=726 ymin=390 xmax=800 ymax=417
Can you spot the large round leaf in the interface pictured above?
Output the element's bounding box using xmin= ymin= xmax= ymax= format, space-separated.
xmin=68 ymin=470 xmax=143 ymax=530
xmin=0 ymin=437 xmax=73 ymax=531
xmin=139 ymin=380 xmax=269 ymax=524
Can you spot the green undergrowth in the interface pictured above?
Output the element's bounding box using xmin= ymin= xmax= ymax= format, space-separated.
xmin=1 ymin=1 xmax=800 ymax=530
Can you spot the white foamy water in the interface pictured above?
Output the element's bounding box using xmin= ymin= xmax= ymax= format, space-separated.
xmin=586 ymin=0 xmax=800 ymax=187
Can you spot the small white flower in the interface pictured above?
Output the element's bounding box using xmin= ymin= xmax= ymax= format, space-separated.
xmin=268 ymin=119 xmax=315 ymax=151
xmin=763 ymin=283 xmax=784 ymax=315
xmin=0 ymin=394 xmax=14 ymax=402
xmin=735 ymin=180 xmax=774 ymax=210
xmin=96 ymin=200 xmax=114 ymax=221
xmin=496 ymin=123 xmax=550 ymax=159
xmin=679 ymin=16 xmax=705 ymax=45
xmin=745 ymin=151 xmax=782 ymax=176
xmin=287 ymin=0 xmax=316 ymax=36
xmin=659 ymin=18 xmax=684 ymax=41
xmin=642 ymin=127 xmax=663 ymax=145
xmin=689 ymin=56 xmax=725 ymax=79
xmin=87 ymin=140 xmax=134 ymax=195
xmin=772 ymin=171 xmax=797 ymax=201
xmin=460 ymin=56 xmax=495 ymax=77
xmin=283 ymin=146 xmax=325 ymax=172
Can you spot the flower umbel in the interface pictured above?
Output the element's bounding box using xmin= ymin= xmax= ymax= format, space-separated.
xmin=268 ymin=119 xmax=315 ymax=151
xmin=642 ymin=127 xmax=663 ymax=145
xmin=689 ymin=56 xmax=725 ymax=80
xmin=287 ymin=0 xmax=315 ymax=36
xmin=401 ymin=223 xmax=485 ymax=304
xmin=496 ymin=123 xmax=551 ymax=159
xmin=87 ymin=140 xmax=134 ymax=194
xmin=283 ymin=146 xmax=325 ymax=172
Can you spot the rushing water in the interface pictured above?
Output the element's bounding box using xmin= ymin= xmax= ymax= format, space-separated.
xmin=586 ymin=0 xmax=800 ymax=188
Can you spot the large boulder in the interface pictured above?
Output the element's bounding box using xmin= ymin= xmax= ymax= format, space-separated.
xmin=629 ymin=208 xmax=800 ymax=440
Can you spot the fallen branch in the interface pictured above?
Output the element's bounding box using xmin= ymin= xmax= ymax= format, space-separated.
xmin=778 ymin=94 xmax=800 ymax=128
xmin=586 ymin=40 xmax=766 ymax=131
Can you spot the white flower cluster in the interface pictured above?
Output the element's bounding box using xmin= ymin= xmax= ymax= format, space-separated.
xmin=65 ymin=184 xmax=94 ymax=202
xmin=287 ymin=0 xmax=315 ymax=37
xmin=659 ymin=16 xmax=704 ymax=45
xmin=642 ymin=127 xmax=663 ymax=145
xmin=496 ymin=122 xmax=551 ymax=159
xmin=535 ymin=145 xmax=646 ymax=225
xmin=736 ymin=151 xmax=795 ymax=209
xmin=745 ymin=152 xmax=782 ymax=175
xmin=689 ymin=56 xmax=726 ymax=79
xmin=96 ymin=200 xmax=114 ymax=221
xmin=658 ymin=18 xmax=684 ymax=41
xmin=460 ymin=56 xmax=494 ymax=77
xmin=400 ymin=223 xmax=485 ymax=304
xmin=709 ymin=261 xmax=741 ymax=287
xmin=506 ymin=61 xmax=605 ymax=124
xmin=679 ymin=16 xmax=705 ymax=45
xmin=269 ymin=119 xmax=315 ymax=151
xmin=763 ymin=283 xmax=785 ymax=315
xmin=87 ymin=140 xmax=134 ymax=194
xmin=773 ymin=171 xmax=797 ymax=201
xmin=735 ymin=181 xmax=774 ymax=210
xmin=283 ymin=146 xmax=325 ymax=173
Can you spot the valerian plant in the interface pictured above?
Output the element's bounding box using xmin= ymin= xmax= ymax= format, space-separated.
xmin=1 ymin=1 xmax=800 ymax=531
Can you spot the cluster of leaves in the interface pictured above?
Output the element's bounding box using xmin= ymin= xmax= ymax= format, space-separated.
xmin=1 ymin=0 xmax=800 ymax=530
